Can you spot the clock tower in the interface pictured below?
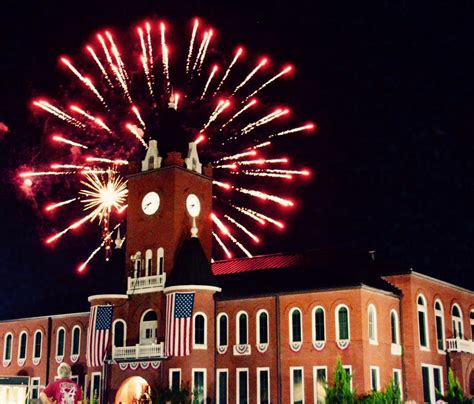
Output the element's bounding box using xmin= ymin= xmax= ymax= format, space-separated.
xmin=125 ymin=139 xmax=213 ymax=286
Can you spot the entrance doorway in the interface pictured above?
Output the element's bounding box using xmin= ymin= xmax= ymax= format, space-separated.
xmin=115 ymin=376 xmax=150 ymax=404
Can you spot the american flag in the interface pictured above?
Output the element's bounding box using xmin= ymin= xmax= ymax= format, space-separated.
xmin=87 ymin=305 xmax=113 ymax=367
xmin=165 ymin=292 xmax=195 ymax=356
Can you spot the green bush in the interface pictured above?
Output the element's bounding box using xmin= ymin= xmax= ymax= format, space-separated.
xmin=358 ymin=378 xmax=401 ymax=403
xmin=325 ymin=357 xmax=357 ymax=403
xmin=436 ymin=368 xmax=472 ymax=404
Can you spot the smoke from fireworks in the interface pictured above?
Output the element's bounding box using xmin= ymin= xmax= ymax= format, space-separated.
xmin=21 ymin=17 xmax=315 ymax=272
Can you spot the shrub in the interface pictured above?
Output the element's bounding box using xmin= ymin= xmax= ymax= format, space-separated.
xmin=436 ymin=368 xmax=472 ymax=404
xmin=325 ymin=357 xmax=357 ymax=403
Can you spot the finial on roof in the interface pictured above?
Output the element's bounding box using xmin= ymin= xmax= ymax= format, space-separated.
xmin=191 ymin=217 xmax=198 ymax=238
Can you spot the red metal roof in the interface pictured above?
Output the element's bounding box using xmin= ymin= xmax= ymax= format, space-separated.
xmin=212 ymin=252 xmax=304 ymax=275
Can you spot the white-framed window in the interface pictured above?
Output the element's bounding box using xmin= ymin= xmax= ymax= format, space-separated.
xmin=421 ymin=364 xmax=444 ymax=403
xmin=368 ymin=304 xmax=378 ymax=344
xmin=289 ymin=308 xmax=303 ymax=343
xmin=32 ymin=330 xmax=42 ymax=362
xmin=17 ymin=331 xmax=27 ymax=363
xmin=290 ymin=367 xmax=304 ymax=404
xmin=434 ymin=300 xmax=445 ymax=352
xmin=216 ymin=369 xmax=228 ymax=404
xmin=217 ymin=313 xmax=228 ymax=350
xmin=56 ymin=327 xmax=66 ymax=360
xmin=3 ymin=332 xmax=13 ymax=363
xmin=313 ymin=366 xmax=327 ymax=404
xmin=169 ymin=368 xmax=181 ymax=392
xmin=193 ymin=312 xmax=207 ymax=349
xmin=145 ymin=249 xmax=152 ymax=276
xmin=257 ymin=367 xmax=270 ymax=404
xmin=71 ymin=326 xmax=81 ymax=358
xmin=236 ymin=311 xmax=248 ymax=345
xmin=343 ymin=365 xmax=353 ymax=391
xmin=30 ymin=377 xmax=41 ymax=400
xmin=393 ymin=369 xmax=403 ymax=400
xmin=312 ymin=306 xmax=325 ymax=343
xmin=90 ymin=371 xmax=101 ymax=402
xmin=134 ymin=251 xmax=142 ymax=277
xmin=336 ymin=304 xmax=350 ymax=341
xmin=390 ymin=310 xmax=400 ymax=345
xmin=236 ymin=368 xmax=249 ymax=404
xmin=140 ymin=309 xmax=158 ymax=344
xmin=470 ymin=310 xmax=474 ymax=341
xmin=157 ymin=247 xmax=164 ymax=275
xmin=452 ymin=304 xmax=463 ymax=339
xmin=417 ymin=294 xmax=429 ymax=350
xmin=71 ymin=375 xmax=79 ymax=385
xmin=256 ymin=310 xmax=269 ymax=346
xmin=192 ymin=368 xmax=206 ymax=404
xmin=112 ymin=319 xmax=127 ymax=347
xmin=370 ymin=366 xmax=380 ymax=391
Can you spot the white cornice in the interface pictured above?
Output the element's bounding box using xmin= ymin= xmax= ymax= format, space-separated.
xmin=164 ymin=285 xmax=221 ymax=293
xmin=88 ymin=294 xmax=129 ymax=302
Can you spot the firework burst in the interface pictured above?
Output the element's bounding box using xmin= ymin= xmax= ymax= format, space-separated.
xmin=21 ymin=17 xmax=316 ymax=272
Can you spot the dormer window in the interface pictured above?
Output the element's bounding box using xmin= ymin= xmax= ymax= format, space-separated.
xmin=140 ymin=310 xmax=158 ymax=344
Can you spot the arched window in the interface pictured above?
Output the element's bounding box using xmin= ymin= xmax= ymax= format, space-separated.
xmin=113 ymin=320 xmax=126 ymax=347
xmin=452 ymin=304 xmax=463 ymax=339
xmin=470 ymin=310 xmax=474 ymax=341
xmin=134 ymin=251 xmax=142 ymax=277
xmin=71 ymin=326 xmax=81 ymax=358
xmin=434 ymin=300 xmax=445 ymax=351
xmin=417 ymin=295 xmax=429 ymax=349
xmin=257 ymin=310 xmax=269 ymax=345
xmin=236 ymin=311 xmax=248 ymax=345
xmin=193 ymin=313 xmax=207 ymax=348
xmin=140 ymin=310 xmax=158 ymax=344
xmin=18 ymin=331 xmax=27 ymax=362
xmin=289 ymin=308 xmax=302 ymax=343
xmin=3 ymin=333 xmax=13 ymax=362
xmin=33 ymin=330 xmax=42 ymax=361
xmin=145 ymin=249 xmax=152 ymax=277
xmin=368 ymin=304 xmax=378 ymax=343
xmin=216 ymin=313 xmax=228 ymax=348
xmin=390 ymin=310 xmax=400 ymax=345
xmin=336 ymin=305 xmax=350 ymax=340
xmin=157 ymin=248 xmax=165 ymax=275
xmin=312 ymin=306 xmax=325 ymax=342
xmin=56 ymin=327 xmax=66 ymax=359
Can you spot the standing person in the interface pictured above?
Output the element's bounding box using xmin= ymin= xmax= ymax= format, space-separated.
xmin=40 ymin=362 xmax=83 ymax=404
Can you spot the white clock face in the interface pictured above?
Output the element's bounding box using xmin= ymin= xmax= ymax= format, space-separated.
xmin=141 ymin=192 xmax=160 ymax=215
xmin=186 ymin=194 xmax=201 ymax=217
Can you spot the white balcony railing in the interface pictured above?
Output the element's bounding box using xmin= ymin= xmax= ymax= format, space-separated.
xmin=446 ymin=338 xmax=474 ymax=354
xmin=112 ymin=342 xmax=166 ymax=360
xmin=127 ymin=273 xmax=166 ymax=294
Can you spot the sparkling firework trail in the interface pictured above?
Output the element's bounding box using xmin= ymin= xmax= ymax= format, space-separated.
xmin=236 ymin=158 xmax=288 ymax=166
xmin=212 ymin=231 xmax=232 ymax=258
xmin=131 ymin=106 xmax=147 ymax=129
xmin=78 ymin=224 xmax=120 ymax=272
xmin=145 ymin=22 xmax=154 ymax=74
xmin=46 ymin=211 xmax=95 ymax=244
xmin=268 ymin=123 xmax=315 ymax=139
xmin=231 ymin=204 xmax=284 ymax=227
xmin=200 ymin=65 xmax=218 ymax=100
xmin=201 ymin=99 xmax=230 ymax=132
xmin=224 ymin=214 xmax=260 ymax=243
xmin=141 ymin=55 xmax=155 ymax=97
xmin=51 ymin=164 xmax=87 ymax=170
xmin=231 ymin=204 xmax=265 ymax=224
xmin=219 ymin=99 xmax=257 ymax=131
xmin=213 ymin=180 xmax=232 ymax=189
xmin=105 ymin=31 xmax=128 ymax=81
xmin=125 ymin=123 xmax=148 ymax=148
xmin=214 ymin=47 xmax=243 ymax=95
xmin=111 ymin=63 xmax=132 ymax=103
xmin=20 ymin=171 xmax=75 ymax=178
xmin=237 ymin=170 xmax=292 ymax=179
xmin=70 ymin=105 xmax=112 ymax=132
xmin=250 ymin=141 xmax=271 ymax=149
xmin=45 ymin=198 xmax=78 ymax=212
xmin=60 ymin=58 xmax=107 ymax=107
xmin=192 ymin=31 xmax=208 ymax=74
xmin=216 ymin=150 xmax=257 ymax=163
xmin=234 ymin=186 xmax=294 ymax=207
xmin=244 ymin=65 xmax=293 ymax=101
xmin=240 ymin=109 xmax=289 ymax=135
xmin=186 ymin=18 xmax=199 ymax=74
xmin=97 ymin=34 xmax=114 ymax=71
xmin=160 ymin=22 xmax=171 ymax=91
xmin=212 ymin=213 xmax=251 ymax=257
xmin=52 ymin=135 xmax=88 ymax=149
xmin=232 ymin=58 xmax=267 ymax=95
xmin=86 ymin=157 xmax=128 ymax=165
xmin=197 ymin=29 xmax=213 ymax=74
xmin=34 ymin=101 xmax=85 ymax=129
xmin=86 ymin=45 xmax=114 ymax=88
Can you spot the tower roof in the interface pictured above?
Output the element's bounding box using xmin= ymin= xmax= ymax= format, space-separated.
xmin=166 ymin=237 xmax=219 ymax=289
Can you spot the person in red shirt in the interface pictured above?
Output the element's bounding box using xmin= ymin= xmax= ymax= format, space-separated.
xmin=40 ymin=362 xmax=83 ymax=404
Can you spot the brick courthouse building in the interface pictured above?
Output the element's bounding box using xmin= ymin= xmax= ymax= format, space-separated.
xmin=0 ymin=136 xmax=472 ymax=403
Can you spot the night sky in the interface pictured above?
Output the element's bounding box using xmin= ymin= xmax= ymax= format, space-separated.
xmin=1 ymin=1 xmax=473 ymax=320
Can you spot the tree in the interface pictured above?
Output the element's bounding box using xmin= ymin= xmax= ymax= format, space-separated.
xmin=358 ymin=378 xmax=401 ymax=403
xmin=436 ymin=368 xmax=472 ymax=404
xmin=325 ymin=357 xmax=357 ymax=403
